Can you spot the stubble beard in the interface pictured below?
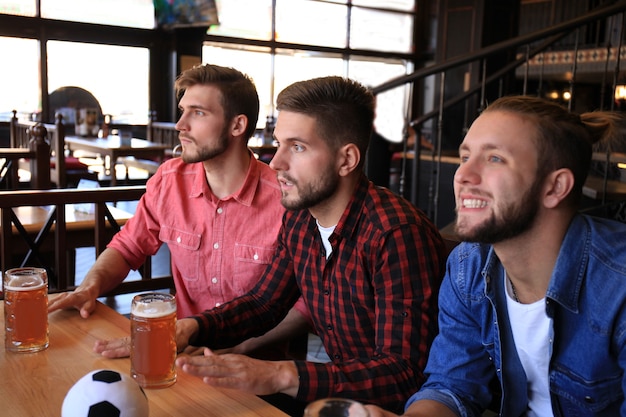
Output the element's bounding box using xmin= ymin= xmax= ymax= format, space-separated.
xmin=455 ymin=179 xmax=543 ymax=244
xmin=280 ymin=168 xmax=339 ymax=211
xmin=180 ymin=128 xmax=230 ymax=164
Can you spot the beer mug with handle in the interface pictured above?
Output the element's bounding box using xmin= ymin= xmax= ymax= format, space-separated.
xmin=3 ymin=267 xmax=49 ymax=353
xmin=130 ymin=292 xmax=177 ymax=388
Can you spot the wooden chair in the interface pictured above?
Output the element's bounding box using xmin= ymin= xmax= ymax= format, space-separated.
xmin=10 ymin=110 xmax=98 ymax=188
xmin=1 ymin=123 xmax=51 ymax=190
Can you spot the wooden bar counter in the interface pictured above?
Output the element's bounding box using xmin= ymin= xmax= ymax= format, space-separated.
xmin=0 ymin=301 xmax=288 ymax=416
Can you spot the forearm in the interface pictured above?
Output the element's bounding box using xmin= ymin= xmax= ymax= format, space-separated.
xmin=366 ymin=400 xmax=457 ymax=417
xmin=79 ymin=248 xmax=132 ymax=296
xmin=294 ymin=354 xmax=419 ymax=413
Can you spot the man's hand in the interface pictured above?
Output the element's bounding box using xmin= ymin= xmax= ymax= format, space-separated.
xmin=48 ymin=288 xmax=99 ymax=318
xmin=94 ymin=336 xmax=131 ymax=358
xmin=48 ymin=248 xmax=132 ymax=318
xmin=93 ymin=317 xmax=200 ymax=358
xmin=176 ymin=348 xmax=300 ymax=397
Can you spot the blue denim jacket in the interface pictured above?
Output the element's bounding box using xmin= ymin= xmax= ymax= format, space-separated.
xmin=406 ymin=214 xmax=626 ymax=416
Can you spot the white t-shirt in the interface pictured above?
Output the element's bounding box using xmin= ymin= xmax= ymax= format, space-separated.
xmin=317 ymin=221 xmax=336 ymax=260
xmin=506 ymin=273 xmax=554 ymax=417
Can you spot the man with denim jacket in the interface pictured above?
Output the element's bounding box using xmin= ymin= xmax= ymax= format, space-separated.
xmin=368 ymin=95 xmax=626 ymax=417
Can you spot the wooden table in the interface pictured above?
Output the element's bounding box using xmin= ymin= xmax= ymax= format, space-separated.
xmin=10 ymin=204 xmax=132 ymax=234
xmin=65 ymin=136 xmax=170 ymax=186
xmin=0 ymin=302 xmax=289 ymax=417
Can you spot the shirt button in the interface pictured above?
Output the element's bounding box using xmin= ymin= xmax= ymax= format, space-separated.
xmin=215 ymin=302 xmax=221 ymax=307
xmin=176 ymin=236 xmax=182 ymax=243
xmin=253 ymin=253 xmax=259 ymax=260
xmin=213 ymin=242 xmax=219 ymax=249
xmin=211 ymin=277 xmax=218 ymax=284
xmin=327 ymin=324 xmax=333 ymax=331
xmin=217 ymin=207 xmax=223 ymax=214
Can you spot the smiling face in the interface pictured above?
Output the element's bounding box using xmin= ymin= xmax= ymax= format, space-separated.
xmin=454 ymin=110 xmax=545 ymax=243
xmin=175 ymin=84 xmax=230 ymax=163
xmin=269 ymin=110 xmax=340 ymax=211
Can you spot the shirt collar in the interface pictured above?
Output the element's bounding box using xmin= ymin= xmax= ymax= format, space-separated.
xmin=546 ymin=214 xmax=588 ymax=313
xmin=189 ymin=151 xmax=262 ymax=207
xmin=331 ymin=174 xmax=370 ymax=241
xmin=231 ymin=152 xmax=262 ymax=207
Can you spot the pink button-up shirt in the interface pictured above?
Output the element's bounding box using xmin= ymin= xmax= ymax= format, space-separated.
xmin=108 ymin=155 xmax=285 ymax=318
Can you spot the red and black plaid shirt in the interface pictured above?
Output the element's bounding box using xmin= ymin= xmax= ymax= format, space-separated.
xmin=191 ymin=175 xmax=446 ymax=413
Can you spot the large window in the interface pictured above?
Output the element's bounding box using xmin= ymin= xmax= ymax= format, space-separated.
xmin=203 ymin=43 xmax=273 ymax=127
xmin=207 ymin=0 xmax=272 ymax=40
xmin=1 ymin=0 xmax=417 ymax=140
xmin=275 ymin=0 xmax=348 ymax=48
xmin=0 ymin=0 xmax=155 ymax=28
xmin=203 ymin=0 xmax=416 ymax=142
xmin=208 ymin=0 xmax=414 ymax=54
xmin=47 ymin=41 xmax=150 ymax=124
xmin=203 ymin=43 xmax=411 ymax=141
xmin=0 ymin=37 xmax=40 ymax=121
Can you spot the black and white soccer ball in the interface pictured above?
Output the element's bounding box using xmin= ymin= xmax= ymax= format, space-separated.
xmin=62 ymin=369 xmax=149 ymax=417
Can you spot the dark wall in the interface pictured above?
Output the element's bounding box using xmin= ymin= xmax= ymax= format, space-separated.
xmin=390 ymin=156 xmax=458 ymax=229
xmin=436 ymin=0 xmax=521 ymax=151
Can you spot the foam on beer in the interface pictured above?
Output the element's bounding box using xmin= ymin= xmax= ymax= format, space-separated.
xmin=132 ymin=299 xmax=176 ymax=318
xmin=4 ymin=275 xmax=46 ymax=291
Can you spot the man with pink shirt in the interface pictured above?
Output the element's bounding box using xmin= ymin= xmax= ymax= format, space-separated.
xmin=48 ymin=64 xmax=309 ymax=360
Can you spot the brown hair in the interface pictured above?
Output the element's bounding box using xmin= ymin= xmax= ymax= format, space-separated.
xmin=276 ymin=76 xmax=375 ymax=167
xmin=175 ymin=64 xmax=259 ymax=139
xmin=483 ymin=95 xmax=626 ymax=205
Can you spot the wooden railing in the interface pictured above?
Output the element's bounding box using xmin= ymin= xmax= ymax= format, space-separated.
xmin=2 ymin=116 xmax=52 ymax=189
xmin=11 ymin=111 xmax=98 ymax=188
xmin=0 ymin=146 xmax=49 ymax=190
xmin=0 ymin=186 xmax=173 ymax=295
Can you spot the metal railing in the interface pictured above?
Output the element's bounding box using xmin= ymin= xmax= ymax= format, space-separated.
xmin=373 ymin=0 xmax=626 ymax=225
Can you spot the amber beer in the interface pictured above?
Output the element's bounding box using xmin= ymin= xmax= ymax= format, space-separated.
xmin=3 ymin=268 xmax=49 ymax=353
xmin=130 ymin=292 xmax=177 ymax=388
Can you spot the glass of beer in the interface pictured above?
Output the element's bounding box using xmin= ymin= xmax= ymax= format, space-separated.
xmin=304 ymin=398 xmax=370 ymax=417
xmin=3 ymin=267 xmax=49 ymax=353
xmin=130 ymin=292 xmax=177 ymax=388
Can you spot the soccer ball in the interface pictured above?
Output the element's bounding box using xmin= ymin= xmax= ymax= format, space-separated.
xmin=62 ymin=369 xmax=149 ymax=417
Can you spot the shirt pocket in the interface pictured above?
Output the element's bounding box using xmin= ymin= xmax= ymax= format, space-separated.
xmin=551 ymin=367 xmax=623 ymax=415
xmin=160 ymin=226 xmax=201 ymax=281
xmin=233 ymin=243 xmax=274 ymax=293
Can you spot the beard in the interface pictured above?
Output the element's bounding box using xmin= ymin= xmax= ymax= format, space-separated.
xmin=180 ymin=126 xmax=230 ymax=164
xmin=455 ymin=178 xmax=543 ymax=244
xmin=280 ymin=168 xmax=339 ymax=211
